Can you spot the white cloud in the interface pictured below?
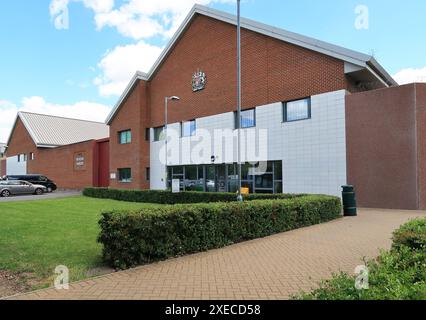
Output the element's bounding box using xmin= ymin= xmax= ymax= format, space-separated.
xmin=50 ymin=0 xmax=70 ymax=29
xmin=0 ymin=98 xmax=111 ymax=143
xmin=50 ymin=0 xmax=234 ymax=39
xmin=393 ymin=67 xmax=426 ymax=85
xmin=94 ymin=41 xmax=164 ymax=97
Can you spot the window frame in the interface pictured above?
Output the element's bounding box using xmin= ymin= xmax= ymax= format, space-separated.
xmin=283 ymin=97 xmax=311 ymax=123
xmin=145 ymin=128 xmax=151 ymax=142
xmin=118 ymin=168 xmax=132 ymax=183
xmin=235 ymin=108 xmax=256 ymax=129
xmin=181 ymin=120 xmax=196 ymax=137
xmin=118 ymin=129 xmax=132 ymax=145
xmin=153 ymin=126 xmax=165 ymax=142
xmin=145 ymin=167 xmax=150 ymax=181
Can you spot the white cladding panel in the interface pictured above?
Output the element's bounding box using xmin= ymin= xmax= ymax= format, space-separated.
xmin=6 ymin=156 xmax=27 ymax=175
xmin=150 ymin=90 xmax=347 ymax=196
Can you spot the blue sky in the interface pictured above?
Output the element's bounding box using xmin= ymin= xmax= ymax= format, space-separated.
xmin=0 ymin=0 xmax=425 ymax=142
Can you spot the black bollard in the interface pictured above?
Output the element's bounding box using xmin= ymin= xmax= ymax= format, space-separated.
xmin=342 ymin=185 xmax=357 ymax=216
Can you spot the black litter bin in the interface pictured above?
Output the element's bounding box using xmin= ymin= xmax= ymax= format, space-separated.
xmin=342 ymin=185 xmax=357 ymax=216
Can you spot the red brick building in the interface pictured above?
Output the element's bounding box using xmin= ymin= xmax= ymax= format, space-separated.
xmin=4 ymin=5 xmax=426 ymax=210
xmin=4 ymin=112 xmax=110 ymax=189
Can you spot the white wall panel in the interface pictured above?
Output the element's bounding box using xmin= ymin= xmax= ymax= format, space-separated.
xmin=150 ymin=90 xmax=347 ymax=196
xmin=6 ymin=156 xmax=27 ymax=175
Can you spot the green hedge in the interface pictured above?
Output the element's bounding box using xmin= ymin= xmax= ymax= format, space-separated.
xmin=98 ymin=195 xmax=342 ymax=269
xmin=297 ymin=217 xmax=426 ymax=300
xmin=84 ymin=187 xmax=305 ymax=204
xmin=392 ymin=218 xmax=426 ymax=251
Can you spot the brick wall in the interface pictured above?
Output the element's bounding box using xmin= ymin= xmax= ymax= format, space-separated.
xmin=346 ymin=84 xmax=418 ymax=210
xmin=5 ymin=118 xmax=104 ymax=189
xmin=109 ymin=81 xmax=150 ymax=190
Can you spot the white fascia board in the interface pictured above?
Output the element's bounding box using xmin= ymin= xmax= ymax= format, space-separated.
xmin=105 ymin=71 xmax=148 ymax=125
xmin=18 ymin=113 xmax=41 ymax=146
xmin=5 ymin=113 xmax=40 ymax=149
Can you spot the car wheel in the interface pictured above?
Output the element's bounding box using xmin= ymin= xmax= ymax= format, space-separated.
xmin=1 ymin=190 xmax=11 ymax=197
xmin=47 ymin=187 xmax=53 ymax=193
xmin=35 ymin=188 xmax=43 ymax=195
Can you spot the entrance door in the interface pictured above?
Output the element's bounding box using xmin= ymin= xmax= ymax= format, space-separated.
xmin=217 ymin=164 xmax=227 ymax=192
xmin=205 ymin=165 xmax=216 ymax=192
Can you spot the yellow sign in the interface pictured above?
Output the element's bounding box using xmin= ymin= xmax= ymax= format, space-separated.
xmin=241 ymin=187 xmax=250 ymax=195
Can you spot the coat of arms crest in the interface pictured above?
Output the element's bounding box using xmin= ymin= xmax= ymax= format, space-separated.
xmin=192 ymin=70 xmax=207 ymax=92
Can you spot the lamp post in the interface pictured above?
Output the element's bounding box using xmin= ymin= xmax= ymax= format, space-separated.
xmin=236 ymin=0 xmax=243 ymax=202
xmin=165 ymin=96 xmax=180 ymax=190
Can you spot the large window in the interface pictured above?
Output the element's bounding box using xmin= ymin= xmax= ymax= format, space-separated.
xmin=118 ymin=168 xmax=132 ymax=183
xmin=235 ymin=109 xmax=256 ymax=129
xmin=182 ymin=120 xmax=196 ymax=137
xmin=153 ymin=126 xmax=165 ymax=142
xmin=167 ymin=161 xmax=283 ymax=194
xmin=118 ymin=130 xmax=131 ymax=144
xmin=283 ymin=98 xmax=311 ymax=122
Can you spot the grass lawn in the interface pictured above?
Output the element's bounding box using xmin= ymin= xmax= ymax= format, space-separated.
xmin=0 ymin=196 xmax=159 ymax=290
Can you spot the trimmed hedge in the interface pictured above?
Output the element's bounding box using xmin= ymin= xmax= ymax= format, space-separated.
xmin=98 ymin=195 xmax=342 ymax=269
xmin=297 ymin=217 xmax=426 ymax=300
xmin=84 ymin=187 xmax=305 ymax=204
xmin=392 ymin=218 xmax=426 ymax=251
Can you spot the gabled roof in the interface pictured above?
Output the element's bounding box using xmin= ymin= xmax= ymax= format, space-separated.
xmin=106 ymin=4 xmax=397 ymax=124
xmin=7 ymin=112 xmax=109 ymax=148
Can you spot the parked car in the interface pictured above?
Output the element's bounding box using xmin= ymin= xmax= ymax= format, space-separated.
xmin=0 ymin=180 xmax=47 ymax=197
xmin=1 ymin=175 xmax=57 ymax=192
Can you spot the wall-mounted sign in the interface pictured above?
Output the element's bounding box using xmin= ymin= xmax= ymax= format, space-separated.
xmin=74 ymin=152 xmax=86 ymax=171
xmin=192 ymin=70 xmax=207 ymax=92
xmin=172 ymin=179 xmax=181 ymax=193
xmin=110 ymin=173 xmax=117 ymax=180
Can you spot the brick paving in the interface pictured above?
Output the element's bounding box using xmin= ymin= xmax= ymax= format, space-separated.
xmin=5 ymin=208 xmax=425 ymax=300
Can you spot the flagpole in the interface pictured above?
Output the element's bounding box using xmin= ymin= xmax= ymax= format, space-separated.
xmin=237 ymin=0 xmax=243 ymax=202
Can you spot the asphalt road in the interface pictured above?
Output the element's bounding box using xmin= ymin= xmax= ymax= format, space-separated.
xmin=0 ymin=190 xmax=82 ymax=202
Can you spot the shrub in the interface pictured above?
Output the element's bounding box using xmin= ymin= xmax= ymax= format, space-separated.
xmin=98 ymin=195 xmax=342 ymax=269
xmin=84 ymin=187 xmax=305 ymax=204
xmin=297 ymin=217 xmax=426 ymax=300
xmin=392 ymin=218 xmax=426 ymax=251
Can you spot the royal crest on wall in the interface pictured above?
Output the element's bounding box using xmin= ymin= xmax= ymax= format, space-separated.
xmin=192 ymin=70 xmax=207 ymax=92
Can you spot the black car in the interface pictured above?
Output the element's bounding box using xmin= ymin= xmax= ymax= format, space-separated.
xmin=2 ymin=175 xmax=57 ymax=192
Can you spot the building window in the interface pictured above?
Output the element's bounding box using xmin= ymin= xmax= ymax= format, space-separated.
xmin=30 ymin=152 xmax=35 ymax=161
xmin=118 ymin=130 xmax=132 ymax=144
xmin=235 ymin=109 xmax=256 ymax=129
xmin=182 ymin=120 xmax=196 ymax=137
xmin=145 ymin=167 xmax=150 ymax=181
xmin=17 ymin=154 xmax=26 ymax=162
xmin=145 ymin=128 xmax=150 ymax=142
xmin=153 ymin=126 xmax=165 ymax=142
xmin=166 ymin=161 xmax=283 ymax=194
xmin=118 ymin=168 xmax=132 ymax=183
xmin=283 ymin=97 xmax=311 ymax=122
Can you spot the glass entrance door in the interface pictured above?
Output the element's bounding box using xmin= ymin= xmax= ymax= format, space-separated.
xmin=217 ymin=164 xmax=227 ymax=192
xmin=205 ymin=165 xmax=216 ymax=192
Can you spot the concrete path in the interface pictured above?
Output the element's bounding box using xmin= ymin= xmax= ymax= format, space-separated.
xmin=0 ymin=190 xmax=81 ymax=202
xmin=6 ymin=208 xmax=425 ymax=300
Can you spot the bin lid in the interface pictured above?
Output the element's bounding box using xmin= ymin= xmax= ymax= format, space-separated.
xmin=342 ymin=185 xmax=354 ymax=192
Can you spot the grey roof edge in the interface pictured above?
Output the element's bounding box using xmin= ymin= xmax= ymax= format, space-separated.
xmin=5 ymin=113 xmax=40 ymax=149
xmin=106 ymin=4 xmax=396 ymax=124
xmin=6 ymin=112 xmax=109 ymax=150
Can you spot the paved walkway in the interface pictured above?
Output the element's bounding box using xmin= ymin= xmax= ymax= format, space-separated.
xmin=6 ymin=209 xmax=425 ymax=300
xmin=0 ymin=190 xmax=81 ymax=202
